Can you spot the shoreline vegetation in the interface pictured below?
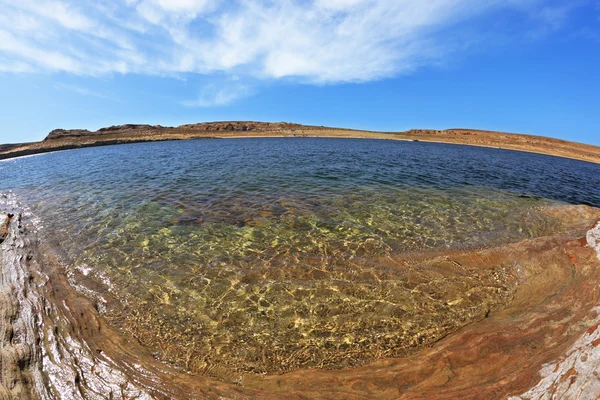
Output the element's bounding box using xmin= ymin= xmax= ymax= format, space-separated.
xmin=2 ymin=121 xmax=600 ymax=164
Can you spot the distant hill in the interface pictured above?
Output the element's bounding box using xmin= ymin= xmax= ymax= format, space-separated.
xmin=1 ymin=121 xmax=599 ymax=164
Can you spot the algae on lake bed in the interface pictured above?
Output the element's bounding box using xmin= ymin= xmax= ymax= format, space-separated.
xmin=64 ymin=187 xmax=557 ymax=378
xmin=5 ymin=137 xmax=599 ymax=385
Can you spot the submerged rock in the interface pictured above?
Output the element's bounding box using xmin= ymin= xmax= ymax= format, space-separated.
xmin=2 ymin=204 xmax=600 ymax=399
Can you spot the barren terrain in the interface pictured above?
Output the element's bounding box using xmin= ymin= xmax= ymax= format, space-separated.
xmin=2 ymin=121 xmax=599 ymax=164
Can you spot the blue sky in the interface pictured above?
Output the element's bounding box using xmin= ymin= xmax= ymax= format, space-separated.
xmin=0 ymin=0 xmax=599 ymax=145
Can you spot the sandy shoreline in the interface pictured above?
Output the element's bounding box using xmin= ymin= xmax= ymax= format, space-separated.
xmin=2 ymin=122 xmax=600 ymax=165
xmin=2 ymin=203 xmax=600 ymax=398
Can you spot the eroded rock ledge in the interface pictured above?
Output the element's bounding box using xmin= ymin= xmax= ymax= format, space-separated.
xmin=0 ymin=210 xmax=273 ymax=399
xmin=0 ymin=211 xmax=153 ymax=399
xmin=1 ymin=206 xmax=600 ymax=399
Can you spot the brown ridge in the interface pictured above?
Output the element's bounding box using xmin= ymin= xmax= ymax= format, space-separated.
xmin=1 ymin=121 xmax=599 ymax=164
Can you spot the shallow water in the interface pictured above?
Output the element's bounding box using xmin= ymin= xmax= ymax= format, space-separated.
xmin=1 ymin=138 xmax=599 ymax=377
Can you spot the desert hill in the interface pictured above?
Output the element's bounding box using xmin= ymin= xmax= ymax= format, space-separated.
xmin=1 ymin=121 xmax=599 ymax=164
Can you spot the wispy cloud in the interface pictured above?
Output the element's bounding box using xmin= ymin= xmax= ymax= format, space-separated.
xmin=538 ymin=5 xmax=572 ymax=29
xmin=53 ymin=83 xmax=121 ymax=102
xmin=182 ymin=82 xmax=254 ymax=107
xmin=0 ymin=57 xmax=33 ymax=73
xmin=0 ymin=0 xmax=585 ymax=101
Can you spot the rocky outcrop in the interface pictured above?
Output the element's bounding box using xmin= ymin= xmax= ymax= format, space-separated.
xmin=179 ymin=121 xmax=305 ymax=132
xmin=0 ymin=143 xmax=27 ymax=152
xmin=0 ymin=210 xmax=157 ymax=399
xmin=44 ymin=129 xmax=94 ymax=141
xmin=97 ymin=124 xmax=165 ymax=133
xmin=43 ymin=122 xmax=304 ymax=141
xmin=0 ymin=208 xmax=270 ymax=399
xmin=44 ymin=125 xmax=167 ymax=141
xmin=0 ymin=213 xmax=9 ymax=243
xmin=0 ymin=213 xmax=45 ymax=399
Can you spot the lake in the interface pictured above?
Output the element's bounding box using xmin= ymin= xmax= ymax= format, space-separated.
xmin=1 ymin=137 xmax=599 ymax=377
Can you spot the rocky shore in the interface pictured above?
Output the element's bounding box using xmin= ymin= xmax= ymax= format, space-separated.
xmin=0 ymin=209 xmax=266 ymax=399
xmin=2 ymin=122 xmax=600 ymax=165
xmin=1 ymin=203 xmax=600 ymax=399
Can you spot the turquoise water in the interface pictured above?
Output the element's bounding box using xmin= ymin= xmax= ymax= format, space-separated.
xmin=1 ymin=138 xmax=599 ymax=376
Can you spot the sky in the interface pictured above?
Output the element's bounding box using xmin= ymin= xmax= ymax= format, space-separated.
xmin=0 ymin=0 xmax=599 ymax=145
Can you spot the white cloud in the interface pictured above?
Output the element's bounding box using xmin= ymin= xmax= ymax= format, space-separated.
xmin=0 ymin=59 xmax=33 ymax=73
xmin=182 ymin=82 xmax=254 ymax=107
xmin=137 ymin=0 xmax=217 ymax=24
xmin=0 ymin=29 xmax=83 ymax=73
xmin=523 ymin=3 xmax=582 ymax=40
xmin=315 ymin=0 xmax=370 ymax=10
xmin=0 ymin=0 xmax=581 ymax=93
xmin=537 ymin=5 xmax=574 ymax=29
xmin=149 ymin=0 xmax=214 ymax=15
xmin=53 ymin=83 xmax=121 ymax=101
xmin=13 ymin=0 xmax=96 ymax=31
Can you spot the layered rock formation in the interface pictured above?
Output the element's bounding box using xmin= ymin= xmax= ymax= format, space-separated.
xmin=44 ymin=125 xmax=166 ymax=141
xmin=0 ymin=207 xmax=281 ymax=399
xmin=0 ymin=213 xmax=9 ymax=243
xmin=178 ymin=121 xmax=306 ymax=131
xmin=42 ymin=122 xmax=306 ymax=141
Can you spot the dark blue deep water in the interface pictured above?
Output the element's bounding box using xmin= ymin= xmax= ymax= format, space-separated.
xmin=1 ymin=138 xmax=599 ymax=209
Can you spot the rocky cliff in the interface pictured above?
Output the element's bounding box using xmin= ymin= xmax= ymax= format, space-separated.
xmin=43 ymin=122 xmax=309 ymax=141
